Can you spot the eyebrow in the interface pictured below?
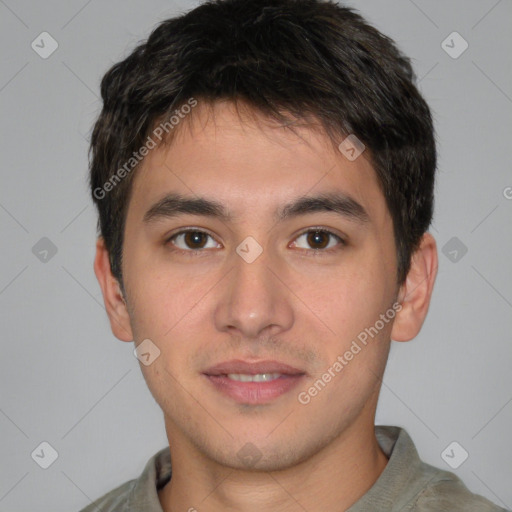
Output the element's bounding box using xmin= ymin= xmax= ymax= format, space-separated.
xmin=277 ymin=193 xmax=370 ymax=224
xmin=143 ymin=192 xmax=370 ymax=225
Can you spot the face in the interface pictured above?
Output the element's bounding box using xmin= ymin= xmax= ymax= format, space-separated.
xmin=115 ymin=101 xmax=402 ymax=470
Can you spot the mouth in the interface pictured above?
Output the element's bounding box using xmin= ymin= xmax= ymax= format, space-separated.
xmin=203 ymin=359 xmax=306 ymax=404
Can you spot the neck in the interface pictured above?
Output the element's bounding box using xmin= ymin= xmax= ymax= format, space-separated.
xmin=158 ymin=419 xmax=388 ymax=512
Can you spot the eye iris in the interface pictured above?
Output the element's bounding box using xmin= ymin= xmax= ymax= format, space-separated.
xmin=307 ymin=231 xmax=329 ymax=249
xmin=184 ymin=231 xmax=207 ymax=249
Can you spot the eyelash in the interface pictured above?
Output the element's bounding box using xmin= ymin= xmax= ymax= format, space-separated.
xmin=165 ymin=227 xmax=346 ymax=256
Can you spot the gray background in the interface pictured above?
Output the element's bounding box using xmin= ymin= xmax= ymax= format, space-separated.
xmin=1 ymin=0 xmax=511 ymax=510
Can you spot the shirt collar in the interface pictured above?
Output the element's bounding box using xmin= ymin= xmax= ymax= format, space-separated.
xmin=127 ymin=444 xmax=172 ymax=511
xmin=347 ymin=426 xmax=433 ymax=511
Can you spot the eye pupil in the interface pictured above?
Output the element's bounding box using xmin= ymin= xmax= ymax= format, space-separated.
xmin=185 ymin=231 xmax=207 ymax=248
xmin=307 ymin=231 xmax=329 ymax=249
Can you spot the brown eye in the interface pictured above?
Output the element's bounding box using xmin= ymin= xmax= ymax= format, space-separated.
xmin=306 ymin=230 xmax=330 ymax=249
xmin=183 ymin=231 xmax=208 ymax=249
xmin=293 ymin=229 xmax=344 ymax=251
xmin=168 ymin=230 xmax=220 ymax=251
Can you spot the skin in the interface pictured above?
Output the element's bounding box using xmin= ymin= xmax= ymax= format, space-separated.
xmin=94 ymin=100 xmax=438 ymax=512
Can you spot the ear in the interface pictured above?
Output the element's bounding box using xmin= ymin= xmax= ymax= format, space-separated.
xmin=93 ymin=237 xmax=133 ymax=342
xmin=391 ymin=232 xmax=438 ymax=342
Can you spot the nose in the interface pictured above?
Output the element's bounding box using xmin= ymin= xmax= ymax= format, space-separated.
xmin=213 ymin=246 xmax=294 ymax=340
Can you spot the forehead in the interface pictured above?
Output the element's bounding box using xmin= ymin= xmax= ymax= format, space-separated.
xmin=128 ymin=101 xmax=389 ymax=226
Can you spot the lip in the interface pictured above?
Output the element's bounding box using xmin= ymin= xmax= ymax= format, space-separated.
xmin=204 ymin=374 xmax=305 ymax=404
xmin=203 ymin=359 xmax=306 ymax=405
xmin=204 ymin=359 xmax=305 ymax=376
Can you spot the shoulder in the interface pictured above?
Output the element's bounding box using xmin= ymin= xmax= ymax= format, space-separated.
xmin=76 ymin=446 xmax=170 ymax=512
xmin=77 ymin=480 xmax=135 ymax=511
xmin=411 ymin=465 xmax=508 ymax=512
xmin=77 ymin=478 xmax=135 ymax=512
xmin=372 ymin=426 xmax=508 ymax=512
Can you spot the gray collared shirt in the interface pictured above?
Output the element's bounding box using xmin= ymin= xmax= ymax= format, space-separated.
xmin=79 ymin=426 xmax=508 ymax=511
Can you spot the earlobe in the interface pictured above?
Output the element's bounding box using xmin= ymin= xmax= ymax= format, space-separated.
xmin=93 ymin=237 xmax=134 ymax=342
xmin=391 ymin=232 xmax=438 ymax=342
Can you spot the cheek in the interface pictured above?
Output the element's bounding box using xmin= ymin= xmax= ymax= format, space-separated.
xmin=125 ymin=260 xmax=207 ymax=343
xmin=310 ymin=263 xmax=393 ymax=405
xmin=307 ymin=257 xmax=392 ymax=346
xmin=129 ymin=271 xmax=206 ymax=398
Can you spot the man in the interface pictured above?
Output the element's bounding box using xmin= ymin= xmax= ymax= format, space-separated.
xmin=82 ymin=0 xmax=507 ymax=510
